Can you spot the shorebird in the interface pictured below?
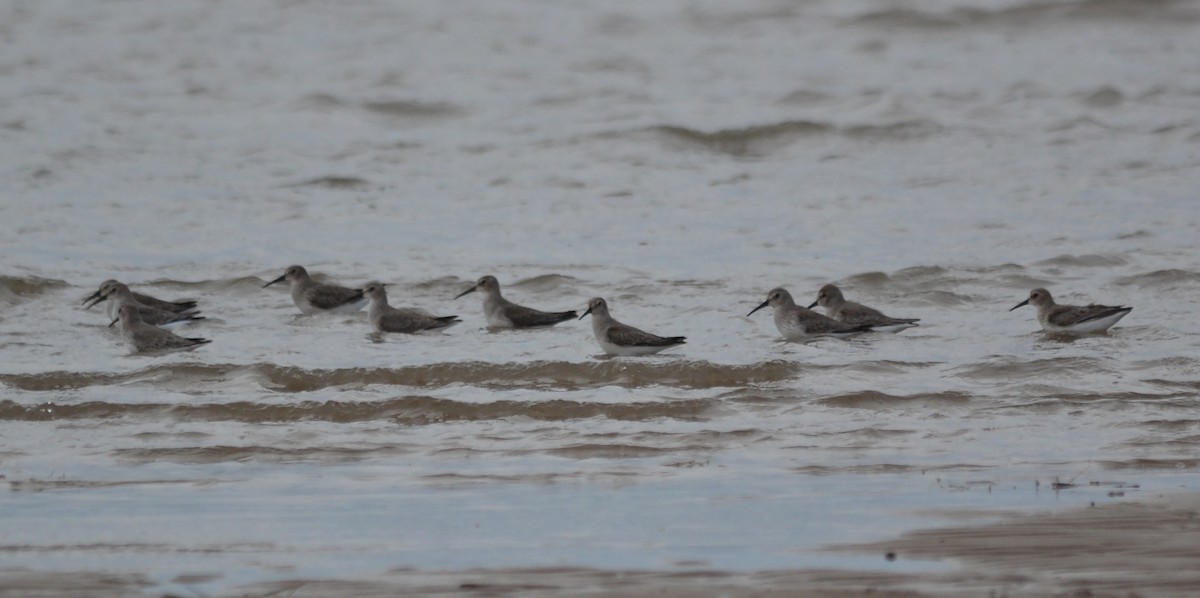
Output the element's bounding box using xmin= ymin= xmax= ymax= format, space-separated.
xmin=264 ymin=265 xmax=367 ymax=315
xmin=579 ymin=297 xmax=685 ymax=356
xmin=362 ymin=282 xmax=460 ymax=333
xmin=83 ymin=279 xmax=197 ymax=320
xmin=84 ymin=281 xmax=204 ymax=328
xmin=454 ymin=275 xmax=575 ymax=328
xmin=808 ymin=284 xmax=919 ymax=333
xmin=1010 ymin=288 xmax=1131 ymax=334
xmin=111 ymin=304 xmax=211 ymax=354
xmin=748 ymin=287 xmax=874 ymax=341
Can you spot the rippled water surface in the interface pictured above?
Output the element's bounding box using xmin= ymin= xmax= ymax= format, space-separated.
xmin=3 ymin=0 xmax=1200 ymax=595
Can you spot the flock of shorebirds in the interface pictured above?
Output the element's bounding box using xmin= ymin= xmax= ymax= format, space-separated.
xmin=82 ymin=264 xmax=1134 ymax=356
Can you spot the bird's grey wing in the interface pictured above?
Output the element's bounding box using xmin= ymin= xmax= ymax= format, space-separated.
xmin=378 ymin=309 xmax=422 ymax=333
xmin=307 ymin=284 xmax=365 ymax=310
xmin=137 ymin=305 xmax=180 ymax=326
xmin=502 ymin=303 xmax=577 ymax=327
xmin=1049 ymin=304 xmax=1128 ymax=327
xmin=837 ymin=308 xmax=880 ymax=327
xmin=802 ymin=310 xmax=875 ymax=335
xmin=795 ymin=311 xmax=844 ymax=334
xmin=606 ymin=323 xmax=684 ymax=347
xmin=382 ymin=308 xmax=460 ymax=332
xmin=844 ymin=308 xmax=919 ymax=327
xmin=134 ymin=292 xmax=198 ymax=313
xmin=132 ymin=327 xmax=204 ymax=351
xmin=140 ymin=304 xmax=202 ymax=325
xmin=842 ymin=302 xmax=886 ymax=320
xmin=839 ymin=302 xmax=919 ymax=327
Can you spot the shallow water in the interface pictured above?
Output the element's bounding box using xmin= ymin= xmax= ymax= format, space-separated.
xmin=2 ymin=0 xmax=1200 ymax=595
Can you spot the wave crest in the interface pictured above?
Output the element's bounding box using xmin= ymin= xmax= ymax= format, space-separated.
xmin=0 ymin=360 xmax=802 ymax=393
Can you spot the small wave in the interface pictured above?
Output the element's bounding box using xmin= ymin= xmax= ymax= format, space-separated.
xmin=1141 ymin=419 xmax=1200 ymax=432
xmin=0 ymin=275 xmax=67 ymax=304
xmin=1034 ymin=254 xmax=1127 ymax=268
xmin=0 ymin=541 xmax=273 ymax=554
xmin=1142 ymin=378 xmax=1200 ymax=391
xmin=622 ymin=119 xmax=944 ymax=157
xmin=112 ymin=445 xmax=411 ymax=465
xmin=648 ymin=121 xmax=830 ymax=158
xmin=202 ymin=276 xmax=269 ymax=294
xmin=1046 ymin=116 xmax=1117 ymax=132
xmin=793 ymin=463 xmax=988 ymax=475
xmin=1098 ymin=458 xmax=1199 ymax=470
xmin=8 ymin=478 xmax=205 ymax=492
xmin=1062 ymin=0 xmax=1200 ymax=23
xmin=1114 ymin=269 xmax=1200 ymax=288
xmin=777 ymin=89 xmax=835 ymax=106
xmin=848 ymin=0 xmax=1199 ymax=30
xmin=510 ymin=274 xmax=583 ymax=292
xmin=295 ymin=93 xmax=467 ymax=120
xmin=287 ymin=176 xmax=373 ymax=190
xmin=362 ymin=99 xmax=465 ymax=119
xmin=889 ymin=266 xmax=949 ymax=283
xmin=1122 ymin=434 xmax=1200 ymax=448
xmin=0 ymin=396 xmax=719 ymax=424
xmin=848 ymin=8 xmax=962 ymax=29
xmin=409 ymin=275 xmax=470 ymax=291
xmin=684 ymin=4 xmax=800 ymax=28
xmin=840 ymin=361 xmax=941 ymax=376
xmin=422 ymin=471 xmax=639 ymax=486
xmin=1043 ymin=390 xmax=1191 ymax=404
xmin=384 ymin=396 xmax=717 ymax=424
xmin=1079 ymin=86 xmax=1125 ymax=108
xmin=842 ymin=272 xmax=891 ymax=286
xmin=294 ymin=93 xmax=345 ymax=109
xmin=547 ymin=443 xmax=680 ymax=459
xmin=0 ymin=360 xmax=801 ymax=393
xmin=910 ymin=290 xmax=973 ymax=307
xmin=994 ymin=278 xmax=1055 ymax=294
xmin=842 ymin=120 xmax=943 ymax=141
xmin=953 ymin=357 xmax=1109 ymax=381
xmin=815 ymin=391 xmax=971 ymax=409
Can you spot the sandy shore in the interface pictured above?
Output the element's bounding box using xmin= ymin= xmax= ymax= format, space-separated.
xmin=3 ymin=492 xmax=1198 ymax=597
xmin=836 ymin=491 xmax=1200 ymax=597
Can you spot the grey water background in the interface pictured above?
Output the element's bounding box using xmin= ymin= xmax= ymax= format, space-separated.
xmin=2 ymin=0 xmax=1200 ymax=595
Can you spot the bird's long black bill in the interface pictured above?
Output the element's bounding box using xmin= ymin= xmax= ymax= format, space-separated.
xmin=453 ymin=287 xmax=476 ymax=300
xmin=578 ymin=307 xmax=593 ymax=320
xmin=1009 ymin=299 xmax=1030 ymax=312
xmin=263 ymin=275 xmax=286 ymax=288
xmin=83 ymin=293 xmax=108 ymax=309
xmin=746 ymin=301 xmax=769 ymax=317
xmin=806 ymin=301 xmax=818 ymax=309
xmin=108 ymin=317 xmax=119 ymax=328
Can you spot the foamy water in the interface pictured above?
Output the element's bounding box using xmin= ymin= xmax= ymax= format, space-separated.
xmin=2 ymin=0 xmax=1200 ymax=595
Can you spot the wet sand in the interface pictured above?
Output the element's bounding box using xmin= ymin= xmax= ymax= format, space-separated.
xmin=4 ymin=492 xmax=1196 ymax=597
xmin=842 ymin=491 xmax=1200 ymax=597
